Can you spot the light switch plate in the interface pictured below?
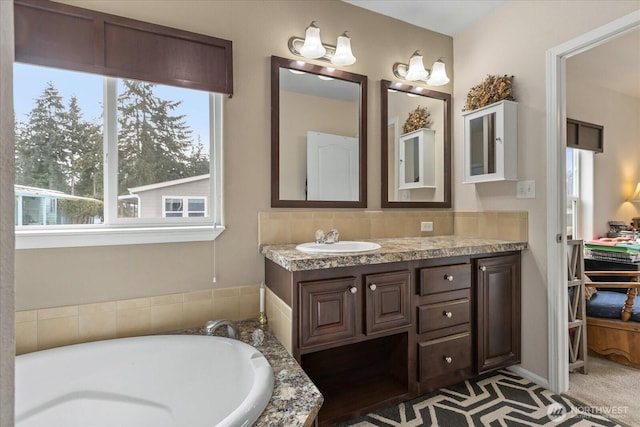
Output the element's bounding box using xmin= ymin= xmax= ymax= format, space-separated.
xmin=516 ymin=180 xmax=536 ymax=199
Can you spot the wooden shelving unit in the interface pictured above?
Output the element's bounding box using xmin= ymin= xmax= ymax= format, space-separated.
xmin=567 ymin=240 xmax=587 ymax=373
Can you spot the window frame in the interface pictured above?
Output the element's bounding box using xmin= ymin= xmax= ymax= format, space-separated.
xmin=566 ymin=147 xmax=579 ymax=239
xmin=15 ymin=72 xmax=224 ymax=249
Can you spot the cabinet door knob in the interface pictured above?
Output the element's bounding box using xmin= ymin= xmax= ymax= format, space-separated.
xmin=349 ymin=286 xmax=358 ymax=294
xmin=443 ymin=311 xmax=453 ymax=318
xmin=444 ymin=274 xmax=454 ymax=281
xmin=480 ymin=266 xmax=487 ymax=272
xmin=444 ymin=356 xmax=453 ymax=364
xmin=369 ymin=284 xmax=377 ymax=291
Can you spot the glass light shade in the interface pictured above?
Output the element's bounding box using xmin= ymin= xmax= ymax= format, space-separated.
xmin=299 ymin=22 xmax=326 ymax=59
xmin=630 ymin=182 xmax=640 ymax=202
xmin=426 ymin=59 xmax=450 ymax=86
xmin=331 ymin=32 xmax=356 ymax=66
xmin=404 ymin=51 xmax=428 ymax=81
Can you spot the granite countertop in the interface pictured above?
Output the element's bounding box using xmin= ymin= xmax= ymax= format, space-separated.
xmin=261 ymin=235 xmax=528 ymax=271
xmin=174 ymin=319 xmax=322 ymax=426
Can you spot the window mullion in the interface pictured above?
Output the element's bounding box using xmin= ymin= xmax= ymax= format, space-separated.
xmin=104 ymin=78 xmax=118 ymax=224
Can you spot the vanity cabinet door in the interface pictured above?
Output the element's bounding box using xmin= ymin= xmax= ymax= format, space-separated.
xmin=365 ymin=271 xmax=411 ymax=334
xmin=299 ymin=277 xmax=359 ymax=349
xmin=476 ymin=254 xmax=521 ymax=373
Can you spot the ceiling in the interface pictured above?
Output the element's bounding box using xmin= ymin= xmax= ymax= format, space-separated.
xmin=344 ymin=1 xmax=640 ymax=99
xmin=342 ymin=0 xmax=506 ymax=36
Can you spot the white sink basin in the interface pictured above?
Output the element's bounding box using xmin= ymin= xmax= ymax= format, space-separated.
xmin=295 ymin=241 xmax=381 ymax=254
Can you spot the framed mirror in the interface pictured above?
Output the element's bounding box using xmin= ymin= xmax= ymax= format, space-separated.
xmin=381 ymin=79 xmax=451 ymax=208
xmin=271 ymin=56 xmax=367 ymax=208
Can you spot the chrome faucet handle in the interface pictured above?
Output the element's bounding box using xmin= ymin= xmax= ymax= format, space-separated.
xmin=325 ymin=229 xmax=340 ymax=244
xmin=315 ymin=229 xmax=326 ymax=243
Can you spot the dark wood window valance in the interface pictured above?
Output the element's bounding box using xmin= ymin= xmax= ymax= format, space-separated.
xmin=14 ymin=0 xmax=233 ymax=95
xmin=567 ymin=118 xmax=603 ymax=153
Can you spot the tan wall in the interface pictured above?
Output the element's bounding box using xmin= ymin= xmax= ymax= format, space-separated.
xmin=566 ymin=78 xmax=640 ymax=236
xmin=16 ymin=0 xmax=453 ymax=311
xmin=453 ymin=1 xmax=639 ymax=380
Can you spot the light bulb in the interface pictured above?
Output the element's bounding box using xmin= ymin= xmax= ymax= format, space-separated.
xmin=405 ymin=51 xmax=428 ymax=81
xmin=331 ymin=32 xmax=356 ymax=66
xmin=426 ymin=59 xmax=450 ymax=86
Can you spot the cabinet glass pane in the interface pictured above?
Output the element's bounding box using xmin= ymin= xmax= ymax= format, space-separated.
xmin=469 ymin=113 xmax=496 ymax=176
xmin=403 ymin=136 xmax=420 ymax=184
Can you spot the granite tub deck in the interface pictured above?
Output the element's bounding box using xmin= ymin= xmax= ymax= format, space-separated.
xmin=261 ymin=236 xmax=528 ymax=271
xmin=175 ymin=319 xmax=322 ymax=426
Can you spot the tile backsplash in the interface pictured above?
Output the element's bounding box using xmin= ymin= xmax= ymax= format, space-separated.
xmin=258 ymin=210 xmax=455 ymax=245
xmin=15 ymin=284 xmax=259 ymax=355
xmin=259 ymin=210 xmax=527 ymax=245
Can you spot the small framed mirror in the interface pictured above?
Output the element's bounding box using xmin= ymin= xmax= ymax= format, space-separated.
xmin=271 ymin=56 xmax=367 ymax=208
xmin=381 ymin=80 xmax=451 ymax=208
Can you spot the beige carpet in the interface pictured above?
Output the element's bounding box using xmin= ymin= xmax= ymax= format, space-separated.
xmin=567 ymin=355 xmax=640 ymax=426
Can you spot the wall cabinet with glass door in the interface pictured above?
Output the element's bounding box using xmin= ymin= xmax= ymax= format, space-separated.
xmin=398 ymin=128 xmax=436 ymax=190
xmin=463 ymin=100 xmax=517 ymax=184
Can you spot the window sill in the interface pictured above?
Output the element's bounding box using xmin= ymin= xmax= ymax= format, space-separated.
xmin=16 ymin=225 xmax=225 ymax=249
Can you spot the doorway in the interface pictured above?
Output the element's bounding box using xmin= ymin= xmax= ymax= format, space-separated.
xmin=546 ymin=10 xmax=640 ymax=394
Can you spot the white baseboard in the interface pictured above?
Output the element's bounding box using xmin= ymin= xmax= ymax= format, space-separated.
xmin=508 ymin=365 xmax=550 ymax=389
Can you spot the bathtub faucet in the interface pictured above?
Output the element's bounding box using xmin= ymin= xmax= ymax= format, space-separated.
xmin=205 ymin=319 xmax=239 ymax=339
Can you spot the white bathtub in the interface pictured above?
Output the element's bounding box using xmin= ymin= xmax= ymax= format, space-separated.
xmin=15 ymin=335 xmax=274 ymax=427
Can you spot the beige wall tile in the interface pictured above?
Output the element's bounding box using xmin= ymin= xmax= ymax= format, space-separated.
xmin=79 ymin=311 xmax=116 ymax=342
xmin=150 ymin=293 xmax=183 ymax=306
xmin=16 ymin=321 xmax=37 ymax=355
xmin=183 ymin=299 xmax=215 ymax=328
xmin=38 ymin=305 xmax=78 ymax=320
xmin=150 ymin=303 xmax=183 ymax=333
xmin=116 ymin=297 xmax=150 ymax=311
xmin=116 ymin=307 xmax=151 ymax=338
xmin=78 ymin=301 xmax=116 ymax=315
xmin=183 ymin=289 xmax=213 ymax=303
xmin=333 ymin=217 xmax=371 ymax=240
xmin=38 ymin=316 xmax=79 ymax=350
xmin=16 ymin=310 xmax=36 ymax=323
xmin=214 ymin=287 xmax=240 ymax=298
xmin=212 ymin=295 xmax=240 ymax=321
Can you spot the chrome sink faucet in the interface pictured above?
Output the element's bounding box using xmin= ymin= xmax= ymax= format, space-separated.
xmin=315 ymin=229 xmax=340 ymax=244
xmin=205 ymin=319 xmax=238 ymax=339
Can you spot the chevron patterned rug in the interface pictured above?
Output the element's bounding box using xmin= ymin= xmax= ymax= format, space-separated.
xmin=338 ymin=370 xmax=622 ymax=426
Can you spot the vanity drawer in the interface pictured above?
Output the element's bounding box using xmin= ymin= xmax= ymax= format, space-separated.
xmin=420 ymin=264 xmax=471 ymax=295
xmin=418 ymin=332 xmax=472 ymax=382
xmin=417 ymin=298 xmax=470 ymax=333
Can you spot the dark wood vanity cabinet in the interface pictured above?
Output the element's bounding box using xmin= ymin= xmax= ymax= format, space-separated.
xmin=265 ymin=250 xmax=522 ymax=425
xmin=416 ymin=261 xmax=474 ymax=392
xmin=476 ymin=254 xmax=522 ymax=373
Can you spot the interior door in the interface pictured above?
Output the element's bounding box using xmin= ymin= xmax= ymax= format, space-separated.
xmin=307 ymin=131 xmax=358 ymax=201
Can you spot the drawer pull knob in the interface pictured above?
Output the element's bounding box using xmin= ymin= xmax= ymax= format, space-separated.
xmin=369 ymin=284 xmax=377 ymax=291
xmin=480 ymin=266 xmax=487 ymax=272
xmin=349 ymin=286 xmax=358 ymax=294
xmin=444 ymin=356 xmax=453 ymax=364
xmin=443 ymin=311 xmax=453 ymax=318
xmin=444 ymin=274 xmax=454 ymax=281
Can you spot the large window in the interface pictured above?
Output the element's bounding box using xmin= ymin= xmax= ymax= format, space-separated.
xmin=14 ymin=63 xmax=223 ymax=248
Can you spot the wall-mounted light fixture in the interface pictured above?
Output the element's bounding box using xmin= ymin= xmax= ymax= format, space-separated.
xmin=288 ymin=21 xmax=356 ymax=66
xmin=629 ymin=182 xmax=640 ymax=202
xmin=393 ymin=50 xmax=450 ymax=86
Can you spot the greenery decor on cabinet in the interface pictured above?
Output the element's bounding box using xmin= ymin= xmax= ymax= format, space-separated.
xmin=402 ymin=105 xmax=432 ymax=134
xmin=463 ymin=75 xmax=515 ymax=112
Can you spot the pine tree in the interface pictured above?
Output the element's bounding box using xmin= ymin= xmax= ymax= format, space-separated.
xmin=65 ymin=96 xmax=103 ymax=198
xmin=15 ymin=82 xmax=68 ymax=192
xmin=117 ymin=80 xmax=200 ymax=194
